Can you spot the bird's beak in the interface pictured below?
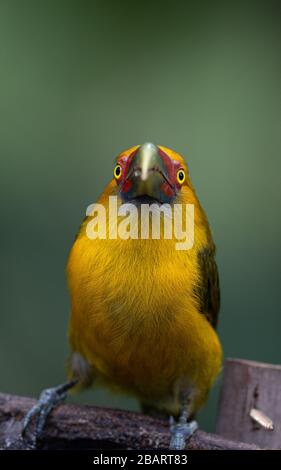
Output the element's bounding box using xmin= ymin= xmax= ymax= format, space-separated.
xmin=123 ymin=143 xmax=174 ymax=203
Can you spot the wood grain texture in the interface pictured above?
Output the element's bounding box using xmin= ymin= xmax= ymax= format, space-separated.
xmin=0 ymin=393 xmax=260 ymax=450
xmin=216 ymin=358 xmax=281 ymax=449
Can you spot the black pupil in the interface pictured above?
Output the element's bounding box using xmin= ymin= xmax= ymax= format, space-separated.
xmin=179 ymin=171 xmax=184 ymax=181
xmin=116 ymin=166 xmax=121 ymax=176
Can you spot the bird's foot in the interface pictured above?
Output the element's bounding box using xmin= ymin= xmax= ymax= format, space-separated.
xmin=169 ymin=416 xmax=198 ymax=450
xmin=21 ymin=379 xmax=77 ymax=446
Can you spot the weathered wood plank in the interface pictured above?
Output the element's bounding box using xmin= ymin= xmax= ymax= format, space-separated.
xmin=216 ymin=358 xmax=281 ymax=449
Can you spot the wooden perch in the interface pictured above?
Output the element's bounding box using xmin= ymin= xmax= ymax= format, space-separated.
xmin=0 ymin=393 xmax=261 ymax=450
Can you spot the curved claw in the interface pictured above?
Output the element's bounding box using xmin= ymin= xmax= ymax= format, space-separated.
xmin=169 ymin=415 xmax=175 ymax=428
xmin=21 ymin=380 xmax=78 ymax=443
xmin=169 ymin=419 xmax=198 ymax=450
xmin=22 ymin=405 xmax=41 ymax=435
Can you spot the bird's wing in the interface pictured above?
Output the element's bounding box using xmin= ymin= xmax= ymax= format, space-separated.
xmin=195 ymin=243 xmax=220 ymax=329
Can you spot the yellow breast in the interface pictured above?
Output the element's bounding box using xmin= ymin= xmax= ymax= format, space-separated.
xmin=67 ymin=198 xmax=222 ymax=414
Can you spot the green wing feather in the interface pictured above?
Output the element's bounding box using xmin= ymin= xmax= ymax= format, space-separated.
xmin=196 ymin=242 xmax=220 ymax=329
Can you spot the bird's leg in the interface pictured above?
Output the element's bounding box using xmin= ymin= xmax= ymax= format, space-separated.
xmin=169 ymin=391 xmax=198 ymax=450
xmin=21 ymin=379 xmax=78 ymax=446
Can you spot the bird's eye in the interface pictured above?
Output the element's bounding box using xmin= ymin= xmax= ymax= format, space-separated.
xmin=114 ymin=164 xmax=122 ymax=179
xmin=177 ymin=169 xmax=186 ymax=184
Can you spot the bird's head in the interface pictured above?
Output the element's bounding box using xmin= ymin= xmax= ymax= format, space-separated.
xmin=113 ymin=143 xmax=190 ymax=205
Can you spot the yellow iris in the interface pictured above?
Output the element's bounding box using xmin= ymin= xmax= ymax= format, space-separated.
xmin=177 ymin=169 xmax=185 ymax=184
xmin=114 ymin=164 xmax=122 ymax=179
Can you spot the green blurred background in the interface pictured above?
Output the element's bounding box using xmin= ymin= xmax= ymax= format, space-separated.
xmin=0 ymin=0 xmax=280 ymax=432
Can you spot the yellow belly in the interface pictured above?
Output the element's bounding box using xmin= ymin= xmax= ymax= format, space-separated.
xmin=67 ymin=234 xmax=222 ymax=415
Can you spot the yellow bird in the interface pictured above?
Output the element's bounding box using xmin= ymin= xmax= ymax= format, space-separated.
xmin=23 ymin=143 xmax=222 ymax=450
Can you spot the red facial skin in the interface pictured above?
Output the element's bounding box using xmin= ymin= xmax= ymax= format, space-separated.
xmin=115 ymin=148 xmax=185 ymax=201
xmin=114 ymin=149 xmax=136 ymax=191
